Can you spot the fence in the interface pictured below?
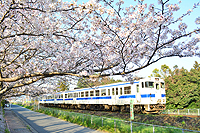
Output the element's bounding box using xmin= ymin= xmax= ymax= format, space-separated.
xmin=35 ymin=106 xmax=200 ymax=133
xmin=162 ymin=109 xmax=200 ymax=116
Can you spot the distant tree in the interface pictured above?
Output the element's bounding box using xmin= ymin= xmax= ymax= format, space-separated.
xmin=149 ymin=62 xmax=200 ymax=109
xmin=160 ymin=64 xmax=172 ymax=78
xmin=149 ymin=68 xmax=162 ymax=78
xmin=77 ymin=77 xmax=123 ymax=88
xmin=193 ymin=61 xmax=200 ymax=71
xmin=149 ymin=64 xmax=171 ymax=78
xmin=165 ymin=63 xmax=200 ymax=109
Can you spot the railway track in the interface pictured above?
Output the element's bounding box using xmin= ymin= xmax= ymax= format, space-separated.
xmin=44 ymin=105 xmax=200 ymax=118
xmin=160 ymin=114 xmax=200 ymax=118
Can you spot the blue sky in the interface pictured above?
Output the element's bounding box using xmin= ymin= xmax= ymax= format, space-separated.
xmin=133 ymin=0 xmax=200 ymax=77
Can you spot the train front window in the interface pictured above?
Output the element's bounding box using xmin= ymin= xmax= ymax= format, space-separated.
xmin=145 ymin=82 xmax=154 ymax=88
xmin=156 ymin=83 xmax=159 ymax=90
xmin=137 ymin=85 xmax=139 ymax=93
xmin=161 ymin=82 xmax=165 ymax=88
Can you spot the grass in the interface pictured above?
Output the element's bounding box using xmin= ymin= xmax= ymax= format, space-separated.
xmin=36 ymin=107 xmax=189 ymax=133
xmin=26 ymin=125 xmax=31 ymax=130
xmin=5 ymin=128 xmax=10 ymax=133
xmin=17 ymin=104 xmax=196 ymax=133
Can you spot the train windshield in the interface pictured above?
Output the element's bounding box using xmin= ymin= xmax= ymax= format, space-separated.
xmin=145 ymin=81 xmax=154 ymax=88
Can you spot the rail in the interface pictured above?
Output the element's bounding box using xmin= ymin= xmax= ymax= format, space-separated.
xmin=162 ymin=109 xmax=200 ymax=116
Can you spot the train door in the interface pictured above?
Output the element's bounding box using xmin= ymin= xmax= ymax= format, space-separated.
xmin=112 ymin=88 xmax=117 ymax=104
xmin=155 ymin=81 xmax=161 ymax=101
xmin=136 ymin=84 xmax=141 ymax=103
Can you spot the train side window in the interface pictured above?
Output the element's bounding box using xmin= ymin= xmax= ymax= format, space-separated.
xmin=85 ymin=91 xmax=89 ymax=97
xmin=108 ymin=89 xmax=110 ymax=96
xmin=74 ymin=93 xmax=78 ymax=98
xmin=124 ymin=86 xmax=131 ymax=94
xmin=145 ymin=82 xmax=148 ymax=87
xmin=61 ymin=94 xmax=63 ymax=98
xmin=142 ymin=82 xmax=144 ymax=88
xmin=95 ymin=90 xmax=99 ymax=96
xmin=69 ymin=93 xmax=73 ymax=98
xmin=112 ymin=88 xmax=115 ymax=95
xmin=81 ymin=92 xmax=84 ymax=97
xmin=65 ymin=94 xmax=68 ymax=98
xmin=137 ymin=85 xmax=139 ymax=93
xmin=90 ymin=91 xmax=94 ymax=96
xmin=101 ymin=89 xmax=106 ymax=96
xmin=116 ymin=88 xmax=118 ymax=95
xmin=120 ymin=88 xmax=122 ymax=95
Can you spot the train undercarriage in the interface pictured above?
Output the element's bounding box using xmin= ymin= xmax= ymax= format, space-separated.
xmin=40 ymin=103 xmax=165 ymax=114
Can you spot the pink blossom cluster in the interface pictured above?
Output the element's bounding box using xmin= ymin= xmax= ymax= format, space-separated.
xmin=0 ymin=0 xmax=200 ymax=96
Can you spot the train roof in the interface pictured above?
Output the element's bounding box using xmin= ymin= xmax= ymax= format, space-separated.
xmin=62 ymin=81 xmax=139 ymax=94
xmin=53 ymin=77 xmax=164 ymax=95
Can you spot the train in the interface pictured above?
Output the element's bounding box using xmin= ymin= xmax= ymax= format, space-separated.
xmin=39 ymin=77 xmax=166 ymax=113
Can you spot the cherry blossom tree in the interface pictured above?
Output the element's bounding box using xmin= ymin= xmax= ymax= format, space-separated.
xmin=0 ymin=0 xmax=200 ymax=99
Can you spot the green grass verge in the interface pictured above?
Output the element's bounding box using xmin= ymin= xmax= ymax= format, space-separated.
xmin=18 ymin=104 xmax=193 ymax=133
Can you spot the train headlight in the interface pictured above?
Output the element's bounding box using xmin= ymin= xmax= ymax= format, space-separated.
xmin=163 ymin=99 xmax=165 ymax=102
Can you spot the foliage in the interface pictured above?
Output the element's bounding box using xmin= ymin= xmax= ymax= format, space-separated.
xmin=5 ymin=128 xmax=10 ymax=133
xmin=149 ymin=68 xmax=162 ymax=78
xmin=193 ymin=61 xmax=200 ymax=71
xmin=165 ymin=64 xmax=200 ymax=109
xmin=150 ymin=61 xmax=200 ymax=109
xmin=0 ymin=99 xmax=9 ymax=108
xmin=77 ymin=77 xmax=122 ymax=88
xmin=149 ymin=64 xmax=171 ymax=79
xmin=0 ymin=0 xmax=200 ymax=99
xmin=1 ymin=100 xmax=5 ymax=108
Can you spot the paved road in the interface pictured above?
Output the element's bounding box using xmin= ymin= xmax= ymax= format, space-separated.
xmin=10 ymin=105 xmax=102 ymax=133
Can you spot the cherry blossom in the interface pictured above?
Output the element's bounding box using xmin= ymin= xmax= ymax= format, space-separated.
xmin=0 ymin=0 xmax=200 ymax=99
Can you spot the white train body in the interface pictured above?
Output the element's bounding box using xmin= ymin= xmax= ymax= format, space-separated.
xmin=39 ymin=77 xmax=166 ymax=113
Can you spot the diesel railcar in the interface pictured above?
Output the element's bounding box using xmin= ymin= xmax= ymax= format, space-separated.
xmin=39 ymin=77 xmax=166 ymax=113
